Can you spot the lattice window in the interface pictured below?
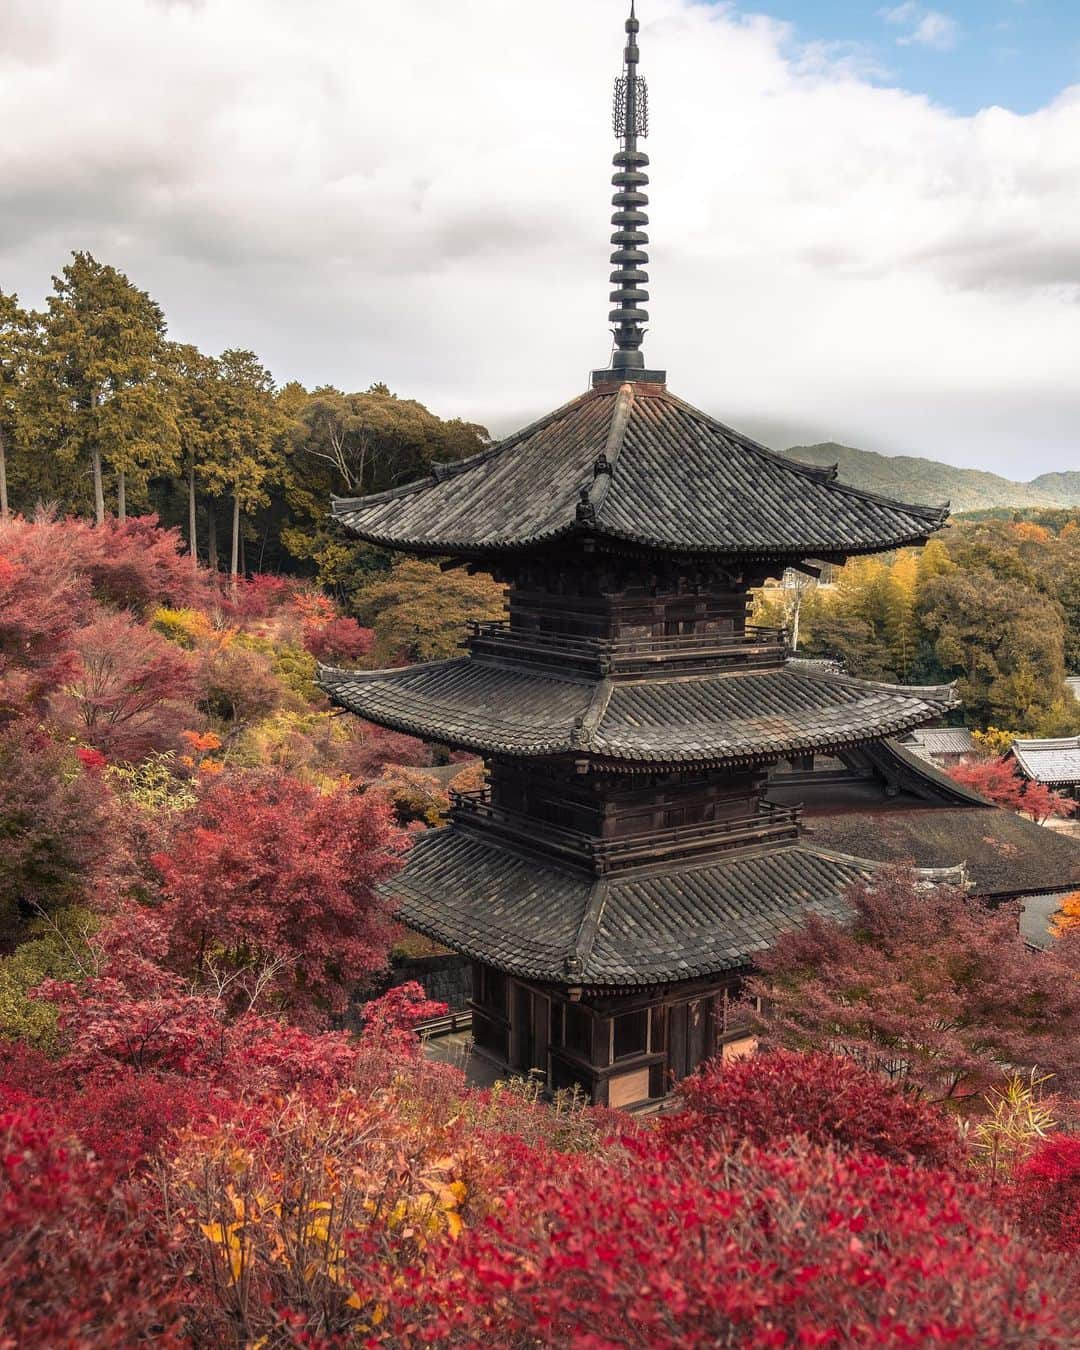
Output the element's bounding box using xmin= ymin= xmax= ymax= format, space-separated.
xmin=613 ymin=76 xmax=649 ymax=138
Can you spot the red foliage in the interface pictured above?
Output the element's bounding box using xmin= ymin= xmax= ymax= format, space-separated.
xmin=50 ymin=609 xmax=198 ymax=762
xmin=949 ymin=756 xmax=1075 ymax=821
xmin=340 ymin=719 xmax=433 ymax=776
xmin=360 ymin=979 xmax=447 ymax=1055
xmin=0 ymin=521 xmax=87 ymax=717
xmin=302 ymin=614 xmax=374 ymax=664
xmin=0 ymin=1103 xmax=183 ymax=1346
xmin=151 ymin=772 xmax=405 ymax=1023
xmin=659 ymin=1049 xmax=967 ymax=1169
xmin=76 ymin=515 xmax=209 ymax=614
xmin=398 ymin=1140 xmax=1080 ymax=1347
xmin=1013 ymin=1134 xmax=1080 ymax=1254
xmin=748 ymin=868 xmax=1080 ymax=1101
xmin=0 ymin=721 xmax=121 ymax=933
xmin=218 ymin=572 xmax=293 ymax=621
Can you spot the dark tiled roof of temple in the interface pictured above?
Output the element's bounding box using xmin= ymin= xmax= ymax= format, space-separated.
xmin=319 ymin=658 xmax=957 ymax=766
xmin=386 ymin=827 xmax=870 ymax=986
xmin=331 ymin=383 xmax=948 ymax=562
xmin=807 ymin=806 xmax=1080 ymax=899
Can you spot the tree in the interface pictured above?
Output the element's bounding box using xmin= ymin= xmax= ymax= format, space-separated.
xmin=746 ymin=868 xmax=1080 ymax=1102
xmin=0 ymin=290 xmax=35 ymax=521
xmin=200 ymin=349 xmax=281 ymax=580
xmin=23 ymin=253 xmax=179 ymax=525
xmin=948 ymin=756 xmax=1075 ymax=823
xmin=150 ymin=772 xmax=405 ymax=1024
xmin=165 ymin=342 xmax=226 ymax=568
xmin=51 ymin=610 xmax=197 ymax=763
xmin=354 ymin=559 xmax=505 ymax=664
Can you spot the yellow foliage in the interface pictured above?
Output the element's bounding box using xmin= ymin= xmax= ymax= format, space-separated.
xmin=1051 ymin=890 xmax=1080 ymax=937
xmin=152 ymin=606 xmax=218 ymax=649
xmin=972 ymin=727 xmax=1015 ymax=757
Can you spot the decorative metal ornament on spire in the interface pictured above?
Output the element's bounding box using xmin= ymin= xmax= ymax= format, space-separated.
xmin=597 ymin=1 xmax=665 ymax=386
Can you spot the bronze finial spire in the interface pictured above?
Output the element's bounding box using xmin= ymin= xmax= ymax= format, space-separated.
xmin=595 ymin=1 xmax=665 ymax=387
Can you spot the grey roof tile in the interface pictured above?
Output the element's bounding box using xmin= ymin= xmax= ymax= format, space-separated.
xmin=331 ymin=385 xmax=947 ymax=561
xmin=385 ymin=828 xmax=866 ymax=986
xmin=320 ymin=658 xmax=957 ymax=765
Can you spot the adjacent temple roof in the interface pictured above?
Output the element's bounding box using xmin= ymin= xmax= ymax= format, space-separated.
xmin=808 ymin=805 xmax=1080 ymax=900
xmin=388 ymin=826 xmax=873 ymax=987
xmin=906 ymin=726 xmax=977 ymax=760
xmin=332 ymin=383 xmax=949 ymax=563
xmin=1008 ymin=736 xmax=1080 ymax=787
xmin=321 ymin=658 xmax=957 ymax=767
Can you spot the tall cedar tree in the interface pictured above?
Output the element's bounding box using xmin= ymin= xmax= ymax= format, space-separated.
xmin=23 ymin=254 xmax=179 ymax=524
xmin=0 ymin=290 xmax=35 ymax=522
xmin=164 ymin=342 xmax=227 ymax=568
xmin=747 ymin=868 xmax=1080 ymax=1101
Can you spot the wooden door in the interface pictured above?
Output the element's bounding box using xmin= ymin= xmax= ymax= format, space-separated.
xmin=668 ymin=998 xmax=711 ymax=1081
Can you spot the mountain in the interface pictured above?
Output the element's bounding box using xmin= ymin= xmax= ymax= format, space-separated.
xmin=783 ymin=443 xmax=1080 ymax=514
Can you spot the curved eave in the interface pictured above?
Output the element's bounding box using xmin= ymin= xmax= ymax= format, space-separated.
xmin=329 ymin=509 xmax=946 ymax=565
xmin=319 ymin=659 xmax=956 ymax=767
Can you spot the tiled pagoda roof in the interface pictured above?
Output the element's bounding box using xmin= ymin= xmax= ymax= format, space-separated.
xmin=386 ymin=826 xmax=871 ymax=987
xmin=331 ymin=383 xmax=949 ymax=563
xmin=319 ymin=657 xmax=957 ymax=767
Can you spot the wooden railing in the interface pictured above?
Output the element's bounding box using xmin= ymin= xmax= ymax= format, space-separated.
xmin=450 ymin=789 xmax=802 ymax=874
xmin=465 ymin=620 xmax=787 ymax=676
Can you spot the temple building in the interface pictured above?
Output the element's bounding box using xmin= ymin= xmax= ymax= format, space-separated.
xmin=320 ymin=5 xmax=1079 ymax=1107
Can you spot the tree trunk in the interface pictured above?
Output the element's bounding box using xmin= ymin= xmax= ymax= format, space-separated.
xmin=230 ymin=492 xmax=240 ymax=583
xmin=0 ymin=426 xmax=9 ymax=522
xmin=188 ymin=464 xmax=198 ymax=568
xmin=91 ymin=446 xmax=105 ymax=527
xmin=239 ymin=522 xmax=246 ymax=577
xmin=207 ymin=507 xmax=218 ymax=572
xmin=117 ymin=470 xmax=126 ymax=522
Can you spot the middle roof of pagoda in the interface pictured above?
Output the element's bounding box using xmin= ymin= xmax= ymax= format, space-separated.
xmin=320 ymin=655 xmax=958 ymax=767
xmin=331 ymin=382 xmax=949 ymax=564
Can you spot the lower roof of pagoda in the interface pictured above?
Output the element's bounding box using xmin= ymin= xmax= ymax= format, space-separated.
xmin=319 ymin=656 xmax=957 ymax=768
xmin=384 ymin=826 xmax=937 ymax=988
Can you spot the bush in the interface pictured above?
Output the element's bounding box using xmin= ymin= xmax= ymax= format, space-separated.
xmin=659 ymin=1048 xmax=968 ymax=1169
xmin=1013 ymin=1134 xmax=1080 ymax=1253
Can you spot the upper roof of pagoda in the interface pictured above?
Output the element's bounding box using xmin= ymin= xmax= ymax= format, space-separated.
xmin=332 ymin=382 xmax=948 ymax=564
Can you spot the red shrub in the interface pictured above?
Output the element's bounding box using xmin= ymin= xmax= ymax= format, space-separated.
xmin=0 ymin=1103 xmax=183 ymax=1346
xmin=402 ymin=1141 xmax=1080 ymax=1347
xmin=1014 ymin=1134 xmax=1080 ymax=1253
xmin=659 ymin=1049 xmax=967 ymax=1169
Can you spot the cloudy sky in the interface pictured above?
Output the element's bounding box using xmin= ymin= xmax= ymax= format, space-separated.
xmin=1 ymin=0 xmax=1079 ymax=477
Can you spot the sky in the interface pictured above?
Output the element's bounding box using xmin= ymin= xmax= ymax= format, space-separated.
xmin=1 ymin=0 xmax=1079 ymax=478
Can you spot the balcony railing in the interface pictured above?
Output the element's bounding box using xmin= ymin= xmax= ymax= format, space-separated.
xmin=465 ymin=620 xmax=787 ymax=677
xmin=449 ymin=789 xmax=802 ymax=875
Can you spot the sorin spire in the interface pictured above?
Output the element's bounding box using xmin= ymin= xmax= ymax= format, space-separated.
xmin=595 ymin=2 xmax=664 ymax=386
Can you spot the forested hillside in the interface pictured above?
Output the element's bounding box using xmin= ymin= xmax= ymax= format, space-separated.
xmin=786 ymin=441 xmax=1080 ymax=513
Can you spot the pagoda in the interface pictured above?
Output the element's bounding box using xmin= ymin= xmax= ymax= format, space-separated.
xmin=320 ymin=3 xmax=958 ymax=1108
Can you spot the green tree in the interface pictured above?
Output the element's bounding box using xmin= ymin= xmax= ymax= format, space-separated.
xmin=200 ymin=350 xmax=281 ymax=580
xmin=354 ymin=559 xmax=505 ymax=664
xmin=165 ymin=343 xmax=227 ymax=568
xmin=0 ymin=290 xmax=36 ymax=521
xmin=24 ymin=254 xmax=179 ymax=525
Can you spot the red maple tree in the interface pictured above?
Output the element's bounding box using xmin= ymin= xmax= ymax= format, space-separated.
xmin=151 ymin=772 xmax=406 ymax=1024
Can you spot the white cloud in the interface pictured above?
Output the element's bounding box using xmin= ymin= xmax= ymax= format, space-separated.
xmin=882 ymin=4 xmax=959 ymax=52
xmin=0 ymin=0 xmax=1077 ymax=476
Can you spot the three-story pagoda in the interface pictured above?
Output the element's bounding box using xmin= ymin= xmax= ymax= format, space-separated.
xmin=321 ymin=3 xmax=956 ymax=1108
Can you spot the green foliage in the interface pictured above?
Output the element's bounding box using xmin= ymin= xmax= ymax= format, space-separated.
xmin=354 ymin=559 xmax=506 ymax=664
xmin=761 ymin=518 xmax=1080 ymax=735
xmin=21 ymin=252 xmax=179 ymax=522
xmin=0 ymin=906 xmax=97 ymax=1050
xmin=106 ymin=751 xmax=197 ymax=814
